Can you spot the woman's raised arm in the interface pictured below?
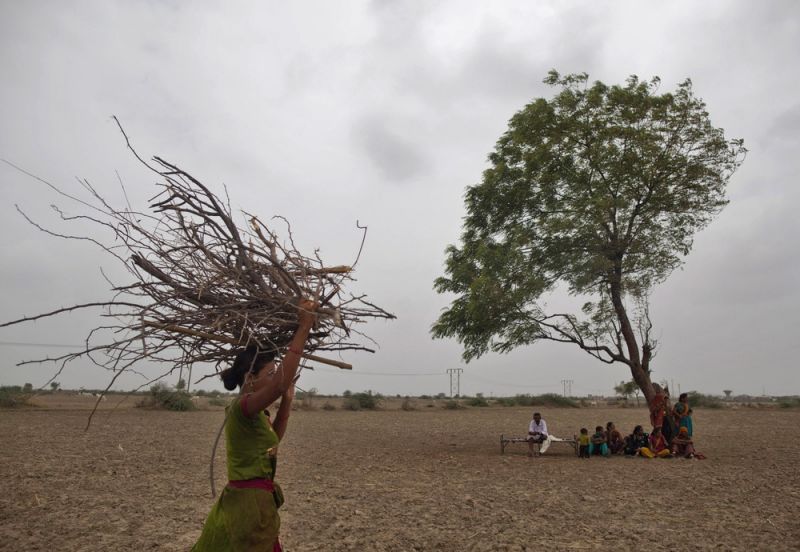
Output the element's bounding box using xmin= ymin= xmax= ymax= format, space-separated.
xmin=272 ymin=385 xmax=294 ymax=439
xmin=246 ymin=299 xmax=317 ymax=414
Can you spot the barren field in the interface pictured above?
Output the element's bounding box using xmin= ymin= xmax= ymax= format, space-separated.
xmin=1 ymin=397 xmax=799 ymax=551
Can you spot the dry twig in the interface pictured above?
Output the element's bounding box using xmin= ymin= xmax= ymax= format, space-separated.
xmin=1 ymin=118 xmax=395 ymax=419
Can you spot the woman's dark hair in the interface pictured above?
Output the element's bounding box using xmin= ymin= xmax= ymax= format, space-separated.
xmin=220 ymin=346 xmax=277 ymax=391
xmin=606 ymin=421 xmax=614 ymax=430
xmin=679 ymin=392 xmax=688 ymax=401
xmin=595 ymin=425 xmax=603 ymax=432
xmin=633 ymin=425 xmax=643 ymax=434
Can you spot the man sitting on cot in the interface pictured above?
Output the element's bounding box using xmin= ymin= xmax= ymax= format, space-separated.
xmin=527 ymin=411 xmax=552 ymax=456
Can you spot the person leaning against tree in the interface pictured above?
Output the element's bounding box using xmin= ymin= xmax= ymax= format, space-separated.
xmin=192 ymin=299 xmax=318 ymax=552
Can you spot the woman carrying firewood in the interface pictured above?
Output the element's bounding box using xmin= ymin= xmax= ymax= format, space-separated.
xmin=193 ymin=299 xmax=318 ymax=552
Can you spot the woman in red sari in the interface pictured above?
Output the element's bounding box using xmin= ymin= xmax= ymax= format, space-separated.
xmin=640 ymin=427 xmax=672 ymax=458
xmin=649 ymin=383 xmax=668 ymax=430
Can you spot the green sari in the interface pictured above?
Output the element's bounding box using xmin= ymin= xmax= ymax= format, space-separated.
xmin=193 ymin=396 xmax=282 ymax=551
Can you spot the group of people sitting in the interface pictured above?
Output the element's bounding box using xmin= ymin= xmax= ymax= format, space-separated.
xmin=527 ymin=391 xmax=700 ymax=459
xmin=577 ymin=422 xmax=695 ymax=459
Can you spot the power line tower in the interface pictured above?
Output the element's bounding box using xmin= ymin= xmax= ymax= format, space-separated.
xmin=561 ymin=379 xmax=574 ymax=397
xmin=447 ymin=368 xmax=464 ymax=397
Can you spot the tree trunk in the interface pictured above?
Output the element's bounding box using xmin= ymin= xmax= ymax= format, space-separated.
xmin=609 ymin=262 xmax=656 ymax=406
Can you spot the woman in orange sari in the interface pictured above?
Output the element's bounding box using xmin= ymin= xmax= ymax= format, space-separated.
xmin=671 ymin=426 xmax=696 ymax=458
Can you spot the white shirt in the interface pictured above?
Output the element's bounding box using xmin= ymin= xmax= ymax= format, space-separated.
xmin=529 ymin=418 xmax=548 ymax=436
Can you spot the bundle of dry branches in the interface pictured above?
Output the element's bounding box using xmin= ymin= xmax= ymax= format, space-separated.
xmin=1 ymin=118 xmax=394 ymax=402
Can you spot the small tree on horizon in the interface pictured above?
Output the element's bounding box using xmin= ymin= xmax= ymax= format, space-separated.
xmin=723 ymin=389 xmax=733 ymax=399
xmin=433 ymin=70 xmax=745 ymax=409
xmin=614 ymin=380 xmax=641 ymax=406
xmin=50 ymin=381 xmax=60 ymax=392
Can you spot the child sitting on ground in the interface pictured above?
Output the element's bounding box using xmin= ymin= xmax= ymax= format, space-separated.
xmin=578 ymin=428 xmax=590 ymax=458
xmin=589 ymin=425 xmax=609 ymax=456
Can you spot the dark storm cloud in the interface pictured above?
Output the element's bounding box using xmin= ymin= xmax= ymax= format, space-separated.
xmin=762 ymin=103 xmax=800 ymax=147
xmin=353 ymin=114 xmax=431 ymax=181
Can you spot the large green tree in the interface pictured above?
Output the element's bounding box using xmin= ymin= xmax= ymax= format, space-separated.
xmin=433 ymin=71 xmax=745 ymax=406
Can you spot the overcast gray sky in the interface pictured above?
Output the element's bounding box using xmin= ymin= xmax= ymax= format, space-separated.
xmin=1 ymin=1 xmax=798 ymax=398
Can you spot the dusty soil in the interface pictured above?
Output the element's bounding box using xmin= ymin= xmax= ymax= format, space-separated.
xmin=1 ymin=397 xmax=798 ymax=551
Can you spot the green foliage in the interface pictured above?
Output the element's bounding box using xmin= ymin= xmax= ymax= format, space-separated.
xmin=401 ymin=398 xmax=416 ymax=411
xmin=50 ymin=382 xmax=60 ymax=391
xmin=467 ymin=396 xmax=489 ymax=407
xmin=322 ymin=402 xmax=336 ymax=411
xmin=443 ymin=400 xmax=464 ymax=410
xmin=510 ymin=393 xmax=579 ymax=408
xmin=614 ymin=380 xmax=638 ymax=399
xmin=433 ymin=70 xmax=745 ymax=366
xmin=0 ymin=386 xmax=30 ymax=408
xmin=140 ymin=382 xmax=196 ymax=411
xmin=176 ymin=378 xmax=186 ymax=390
xmin=687 ymin=391 xmax=722 ymax=409
xmin=343 ymin=391 xmax=380 ymax=411
xmin=208 ymin=396 xmax=228 ymax=407
xmin=23 ymin=383 xmax=33 ymax=393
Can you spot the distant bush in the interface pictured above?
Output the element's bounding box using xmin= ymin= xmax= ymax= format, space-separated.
xmin=467 ymin=396 xmax=489 ymax=407
xmin=687 ymin=391 xmax=723 ymax=409
xmin=443 ymin=400 xmax=464 ymax=410
xmin=510 ymin=393 xmax=579 ymax=408
xmin=208 ymin=397 xmax=228 ymax=407
xmin=139 ymin=382 xmax=196 ymax=411
xmin=495 ymin=397 xmax=516 ymax=407
xmin=0 ymin=386 xmax=30 ymax=408
xmin=513 ymin=394 xmax=535 ymax=406
xmin=343 ymin=391 xmax=380 ymax=411
xmin=778 ymin=398 xmax=800 ymax=409
xmin=322 ymin=402 xmax=336 ymax=411
xmin=401 ymin=398 xmax=416 ymax=411
xmin=297 ymin=387 xmax=318 ymax=410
